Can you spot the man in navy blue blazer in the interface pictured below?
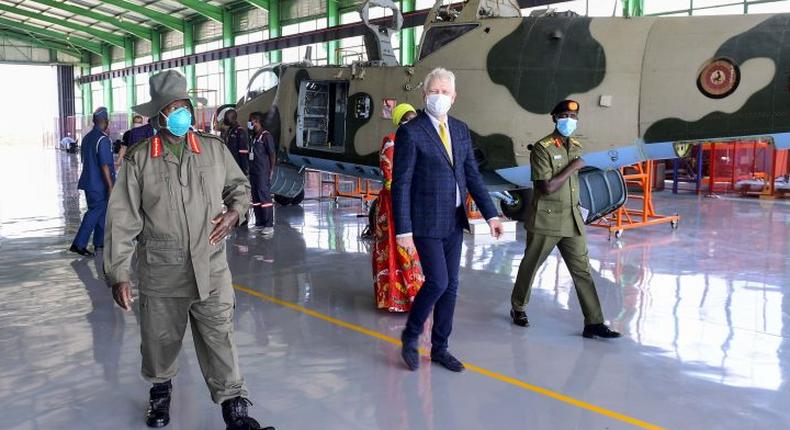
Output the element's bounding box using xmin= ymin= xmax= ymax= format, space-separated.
xmin=392 ymin=68 xmax=504 ymax=372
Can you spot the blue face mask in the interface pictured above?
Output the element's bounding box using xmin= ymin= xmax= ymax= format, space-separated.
xmin=162 ymin=107 xmax=192 ymax=137
xmin=556 ymin=118 xmax=577 ymax=137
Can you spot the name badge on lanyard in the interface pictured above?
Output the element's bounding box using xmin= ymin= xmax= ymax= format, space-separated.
xmin=249 ymin=135 xmax=259 ymax=161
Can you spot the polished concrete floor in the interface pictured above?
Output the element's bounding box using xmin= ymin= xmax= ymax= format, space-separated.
xmin=1 ymin=147 xmax=789 ymax=430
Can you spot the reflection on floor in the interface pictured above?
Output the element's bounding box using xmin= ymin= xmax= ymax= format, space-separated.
xmin=1 ymin=147 xmax=789 ymax=430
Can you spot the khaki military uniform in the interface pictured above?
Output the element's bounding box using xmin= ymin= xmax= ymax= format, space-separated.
xmin=104 ymin=131 xmax=251 ymax=404
xmin=510 ymin=133 xmax=604 ymax=325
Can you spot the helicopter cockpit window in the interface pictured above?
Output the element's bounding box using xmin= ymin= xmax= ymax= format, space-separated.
xmin=297 ymin=80 xmax=349 ymax=152
xmin=246 ymin=70 xmax=279 ymax=100
xmin=418 ymin=24 xmax=478 ymax=61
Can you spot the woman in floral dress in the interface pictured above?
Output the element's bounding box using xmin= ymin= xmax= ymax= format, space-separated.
xmin=373 ymin=104 xmax=424 ymax=312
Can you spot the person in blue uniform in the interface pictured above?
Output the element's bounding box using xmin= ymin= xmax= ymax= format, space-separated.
xmin=117 ymin=115 xmax=155 ymax=169
xmin=70 ymin=107 xmax=115 ymax=257
xmin=223 ymin=109 xmax=250 ymax=175
xmin=247 ymin=111 xmax=276 ymax=236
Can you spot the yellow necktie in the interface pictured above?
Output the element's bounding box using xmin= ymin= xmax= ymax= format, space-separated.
xmin=439 ymin=122 xmax=452 ymax=163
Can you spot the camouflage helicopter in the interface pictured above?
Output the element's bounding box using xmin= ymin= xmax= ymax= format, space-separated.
xmin=234 ymin=0 xmax=790 ymax=220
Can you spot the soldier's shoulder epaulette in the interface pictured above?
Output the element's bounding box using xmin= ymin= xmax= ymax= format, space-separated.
xmin=570 ymin=137 xmax=583 ymax=147
xmin=536 ymin=134 xmax=556 ymax=149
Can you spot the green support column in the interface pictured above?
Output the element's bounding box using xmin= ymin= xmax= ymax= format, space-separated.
xmin=400 ymin=0 xmax=415 ymax=65
xmin=124 ymin=37 xmax=135 ymax=121
xmin=327 ymin=0 xmax=339 ymax=65
xmin=151 ymin=29 xmax=162 ymax=62
xmin=101 ymin=44 xmax=113 ymax=112
xmin=623 ymin=0 xmax=644 ymax=17
xmin=184 ymin=21 xmax=196 ymax=92
xmin=222 ymin=9 xmax=236 ymax=103
xmin=81 ymin=52 xmax=92 ymax=115
xmin=81 ymin=75 xmax=93 ymax=115
xmin=268 ymin=0 xmax=281 ymax=63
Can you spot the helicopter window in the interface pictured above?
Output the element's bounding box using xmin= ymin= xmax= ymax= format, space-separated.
xmin=247 ymin=70 xmax=279 ymax=100
xmin=419 ymin=24 xmax=478 ymax=60
xmin=297 ymin=80 xmax=349 ymax=152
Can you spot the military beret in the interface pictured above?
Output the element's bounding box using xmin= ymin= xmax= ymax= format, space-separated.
xmin=551 ymin=100 xmax=580 ymax=116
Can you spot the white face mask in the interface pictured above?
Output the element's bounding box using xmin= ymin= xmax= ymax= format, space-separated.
xmin=425 ymin=94 xmax=453 ymax=118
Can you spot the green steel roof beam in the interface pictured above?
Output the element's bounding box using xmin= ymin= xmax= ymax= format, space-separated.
xmin=101 ymin=0 xmax=184 ymax=32
xmin=28 ymin=0 xmax=152 ymax=41
xmin=0 ymin=30 xmax=81 ymax=57
xmin=175 ymin=0 xmax=223 ymax=23
xmin=244 ymin=0 xmax=270 ymax=10
xmin=623 ymin=0 xmax=644 ymax=17
xmin=0 ymin=3 xmax=126 ymax=47
xmin=0 ymin=16 xmax=102 ymax=54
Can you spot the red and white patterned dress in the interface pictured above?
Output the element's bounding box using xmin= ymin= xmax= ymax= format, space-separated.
xmin=373 ymin=133 xmax=424 ymax=312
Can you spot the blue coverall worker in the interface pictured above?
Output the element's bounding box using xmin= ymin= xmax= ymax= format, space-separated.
xmin=223 ymin=109 xmax=249 ymax=175
xmin=248 ymin=112 xmax=276 ymax=232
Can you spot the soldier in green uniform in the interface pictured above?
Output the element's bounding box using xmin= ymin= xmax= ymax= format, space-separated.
xmin=509 ymin=100 xmax=621 ymax=339
xmin=104 ymin=71 xmax=274 ymax=430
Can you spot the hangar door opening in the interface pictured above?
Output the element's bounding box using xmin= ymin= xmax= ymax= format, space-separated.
xmin=297 ymin=80 xmax=349 ymax=152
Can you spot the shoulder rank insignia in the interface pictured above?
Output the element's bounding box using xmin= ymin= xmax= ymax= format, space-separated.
xmin=187 ymin=132 xmax=202 ymax=154
xmin=570 ymin=137 xmax=583 ymax=147
xmin=150 ymin=135 xmax=163 ymax=158
xmin=553 ymin=137 xmax=563 ymax=148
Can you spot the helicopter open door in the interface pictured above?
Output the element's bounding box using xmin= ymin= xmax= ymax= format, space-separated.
xmin=296 ymin=80 xmax=350 ymax=152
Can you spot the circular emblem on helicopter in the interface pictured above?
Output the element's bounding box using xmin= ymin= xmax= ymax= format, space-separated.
xmin=697 ymin=58 xmax=740 ymax=99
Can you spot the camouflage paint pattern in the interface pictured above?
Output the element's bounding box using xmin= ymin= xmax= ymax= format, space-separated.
xmin=237 ymin=0 xmax=790 ymax=190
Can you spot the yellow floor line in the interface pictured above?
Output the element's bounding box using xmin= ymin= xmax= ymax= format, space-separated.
xmin=234 ymin=284 xmax=666 ymax=430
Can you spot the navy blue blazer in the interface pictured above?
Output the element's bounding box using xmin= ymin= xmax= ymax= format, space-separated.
xmin=391 ymin=112 xmax=497 ymax=238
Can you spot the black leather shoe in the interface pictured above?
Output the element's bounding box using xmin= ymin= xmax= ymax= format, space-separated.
xmin=583 ymin=324 xmax=622 ymax=339
xmin=400 ymin=331 xmax=420 ymax=371
xmin=510 ymin=309 xmax=529 ymax=327
xmin=222 ymin=397 xmax=274 ymax=430
xmin=431 ymin=350 xmax=465 ymax=372
xmin=69 ymin=244 xmax=95 ymax=257
xmin=145 ymin=381 xmax=172 ymax=428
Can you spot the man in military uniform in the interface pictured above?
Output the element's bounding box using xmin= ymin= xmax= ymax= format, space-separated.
xmin=509 ymin=100 xmax=621 ymax=339
xmin=103 ymin=70 xmax=274 ymax=430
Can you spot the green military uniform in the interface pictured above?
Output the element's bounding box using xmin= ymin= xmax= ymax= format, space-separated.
xmin=510 ymin=132 xmax=604 ymax=326
xmin=104 ymin=129 xmax=251 ymax=404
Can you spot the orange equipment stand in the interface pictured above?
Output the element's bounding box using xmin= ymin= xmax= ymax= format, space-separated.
xmin=591 ymin=161 xmax=679 ymax=239
xmin=764 ymin=148 xmax=790 ymax=198
xmin=700 ymin=140 xmax=790 ymax=198
xmin=319 ymin=173 xmax=380 ymax=207
xmin=466 ymin=195 xmax=483 ymax=219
